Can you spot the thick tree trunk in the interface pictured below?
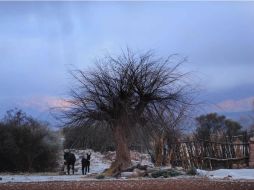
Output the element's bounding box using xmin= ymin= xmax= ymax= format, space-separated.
xmin=154 ymin=136 xmax=163 ymax=166
xmin=105 ymin=126 xmax=132 ymax=176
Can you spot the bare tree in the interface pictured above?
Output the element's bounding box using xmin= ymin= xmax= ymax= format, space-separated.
xmin=61 ymin=49 xmax=193 ymax=175
xmin=138 ymin=102 xmax=190 ymax=166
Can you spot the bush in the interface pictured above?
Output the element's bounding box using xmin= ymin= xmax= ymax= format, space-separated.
xmin=0 ymin=109 xmax=60 ymax=172
xmin=151 ymin=169 xmax=182 ymax=178
xmin=96 ymin=174 xmax=105 ymax=179
xmin=187 ymin=167 xmax=197 ymax=175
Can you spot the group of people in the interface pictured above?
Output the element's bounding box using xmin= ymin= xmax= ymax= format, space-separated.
xmin=64 ymin=151 xmax=91 ymax=175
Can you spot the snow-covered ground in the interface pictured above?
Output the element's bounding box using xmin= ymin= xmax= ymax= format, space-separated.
xmin=69 ymin=149 xmax=111 ymax=174
xmin=197 ymin=169 xmax=254 ymax=180
xmin=0 ymin=149 xmax=153 ymax=183
xmin=2 ymin=148 xmax=254 ymax=183
xmin=0 ymin=175 xmax=87 ymax=183
xmin=63 ymin=149 xmax=153 ymax=175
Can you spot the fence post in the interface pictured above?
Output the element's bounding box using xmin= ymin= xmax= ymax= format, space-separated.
xmin=249 ymin=137 xmax=254 ymax=168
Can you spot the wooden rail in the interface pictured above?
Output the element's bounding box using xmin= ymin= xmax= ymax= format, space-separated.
xmin=170 ymin=138 xmax=250 ymax=169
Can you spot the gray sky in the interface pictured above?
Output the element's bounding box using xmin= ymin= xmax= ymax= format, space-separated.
xmin=0 ymin=1 xmax=254 ymax=124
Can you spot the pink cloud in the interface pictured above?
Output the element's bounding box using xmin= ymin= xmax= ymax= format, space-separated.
xmin=212 ymin=96 xmax=254 ymax=113
xmin=21 ymin=96 xmax=71 ymax=111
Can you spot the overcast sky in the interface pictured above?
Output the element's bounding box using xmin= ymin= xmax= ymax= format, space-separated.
xmin=0 ymin=1 xmax=254 ymax=123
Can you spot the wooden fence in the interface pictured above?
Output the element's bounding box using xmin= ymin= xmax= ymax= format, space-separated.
xmin=170 ymin=135 xmax=250 ymax=169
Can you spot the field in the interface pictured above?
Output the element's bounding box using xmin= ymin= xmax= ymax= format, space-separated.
xmin=1 ymin=178 xmax=254 ymax=190
xmin=1 ymin=149 xmax=254 ymax=190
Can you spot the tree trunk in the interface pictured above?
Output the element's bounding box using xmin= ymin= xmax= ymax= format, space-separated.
xmin=105 ymin=125 xmax=132 ymax=176
xmin=154 ymin=136 xmax=163 ymax=166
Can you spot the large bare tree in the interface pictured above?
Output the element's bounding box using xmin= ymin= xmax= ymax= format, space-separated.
xmin=62 ymin=50 xmax=192 ymax=174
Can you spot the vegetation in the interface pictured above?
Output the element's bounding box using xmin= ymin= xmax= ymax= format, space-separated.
xmin=186 ymin=167 xmax=197 ymax=175
xmin=151 ymin=169 xmax=182 ymax=178
xmin=63 ymin=125 xmax=149 ymax=153
xmin=96 ymin=174 xmax=105 ymax=179
xmin=62 ymin=125 xmax=115 ymax=152
xmin=60 ymin=49 xmax=193 ymax=175
xmin=0 ymin=109 xmax=60 ymax=172
xmin=195 ymin=113 xmax=243 ymax=141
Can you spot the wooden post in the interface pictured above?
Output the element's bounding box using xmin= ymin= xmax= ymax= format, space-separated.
xmin=249 ymin=137 xmax=254 ymax=168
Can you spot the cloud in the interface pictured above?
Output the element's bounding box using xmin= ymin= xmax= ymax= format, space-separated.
xmin=211 ymin=96 xmax=254 ymax=113
xmin=21 ymin=96 xmax=71 ymax=111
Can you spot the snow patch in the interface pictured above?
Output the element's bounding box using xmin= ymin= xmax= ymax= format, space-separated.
xmin=63 ymin=149 xmax=153 ymax=175
xmin=0 ymin=175 xmax=85 ymax=183
xmin=197 ymin=169 xmax=254 ymax=180
xmin=0 ymin=149 xmax=153 ymax=183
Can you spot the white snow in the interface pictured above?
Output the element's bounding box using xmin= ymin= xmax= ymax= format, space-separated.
xmin=63 ymin=149 xmax=153 ymax=175
xmin=197 ymin=169 xmax=254 ymax=180
xmin=70 ymin=149 xmax=111 ymax=174
xmin=0 ymin=149 xmax=153 ymax=183
xmin=2 ymin=148 xmax=254 ymax=183
xmin=0 ymin=175 xmax=86 ymax=183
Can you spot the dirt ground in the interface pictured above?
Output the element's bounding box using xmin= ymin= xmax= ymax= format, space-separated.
xmin=1 ymin=178 xmax=254 ymax=190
